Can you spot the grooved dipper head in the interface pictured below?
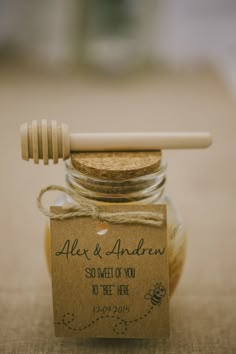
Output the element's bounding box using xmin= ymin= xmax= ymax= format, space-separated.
xmin=20 ymin=120 xmax=70 ymax=164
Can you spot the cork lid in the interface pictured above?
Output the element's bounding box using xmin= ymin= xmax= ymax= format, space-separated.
xmin=71 ymin=151 xmax=162 ymax=180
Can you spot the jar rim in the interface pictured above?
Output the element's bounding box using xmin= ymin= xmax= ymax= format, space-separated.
xmin=65 ymin=158 xmax=167 ymax=204
xmin=65 ymin=158 xmax=167 ymax=185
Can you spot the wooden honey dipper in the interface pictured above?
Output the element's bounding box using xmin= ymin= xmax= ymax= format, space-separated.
xmin=20 ymin=120 xmax=212 ymax=164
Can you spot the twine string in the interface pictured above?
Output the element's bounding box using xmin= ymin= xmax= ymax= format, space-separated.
xmin=37 ymin=185 xmax=164 ymax=227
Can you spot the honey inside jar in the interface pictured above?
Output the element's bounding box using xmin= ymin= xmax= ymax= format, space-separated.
xmin=44 ymin=151 xmax=186 ymax=296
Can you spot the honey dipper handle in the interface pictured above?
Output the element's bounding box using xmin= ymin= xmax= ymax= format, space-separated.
xmin=70 ymin=132 xmax=212 ymax=151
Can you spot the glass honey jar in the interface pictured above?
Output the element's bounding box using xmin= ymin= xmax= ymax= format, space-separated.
xmin=44 ymin=151 xmax=186 ymax=296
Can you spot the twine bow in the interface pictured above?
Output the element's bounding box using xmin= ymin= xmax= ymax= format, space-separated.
xmin=37 ymin=185 xmax=164 ymax=227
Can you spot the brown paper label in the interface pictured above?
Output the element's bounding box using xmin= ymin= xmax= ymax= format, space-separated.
xmin=50 ymin=205 xmax=169 ymax=338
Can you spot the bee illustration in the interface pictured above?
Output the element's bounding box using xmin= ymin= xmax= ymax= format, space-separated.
xmin=145 ymin=283 xmax=166 ymax=306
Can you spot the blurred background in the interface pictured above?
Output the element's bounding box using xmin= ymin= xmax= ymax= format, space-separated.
xmin=0 ymin=1 xmax=236 ymax=353
xmin=0 ymin=0 xmax=236 ymax=81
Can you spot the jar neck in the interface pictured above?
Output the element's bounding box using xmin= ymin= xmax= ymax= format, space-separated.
xmin=65 ymin=159 xmax=167 ymax=204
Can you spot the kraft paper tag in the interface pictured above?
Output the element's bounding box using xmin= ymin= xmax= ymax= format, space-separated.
xmin=50 ymin=205 xmax=169 ymax=338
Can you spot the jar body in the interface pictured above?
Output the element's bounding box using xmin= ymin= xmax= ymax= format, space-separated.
xmin=44 ymin=192 xmax=186 ymax=296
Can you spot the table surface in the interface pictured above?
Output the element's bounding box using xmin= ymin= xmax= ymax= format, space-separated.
xmin=0 ymin=68 xmax=235 ymax=354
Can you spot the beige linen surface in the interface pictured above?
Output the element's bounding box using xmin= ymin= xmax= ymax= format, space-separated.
xmin=0 ymin=69 xmax=235 ymax=353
